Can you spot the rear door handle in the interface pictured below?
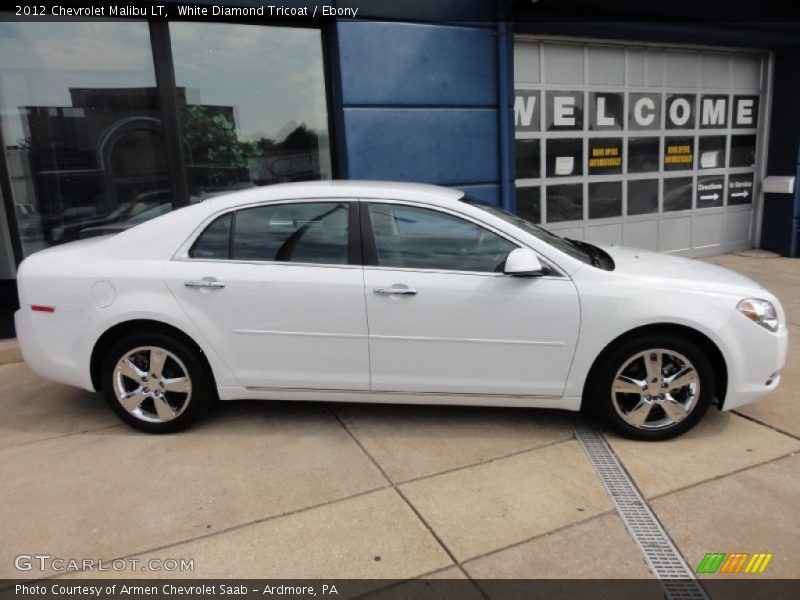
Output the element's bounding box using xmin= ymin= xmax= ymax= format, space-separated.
xmin=374 ymin=285 xmax=417 ymax=296
xmin=185 ymin=278 xmax=226 ymax=289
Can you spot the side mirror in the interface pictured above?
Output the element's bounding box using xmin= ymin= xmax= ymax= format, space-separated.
xmin=504 ymin=248 xmax=545 ymax=277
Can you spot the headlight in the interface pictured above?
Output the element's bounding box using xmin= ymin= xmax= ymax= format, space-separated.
xmin=737 ymin=298 xmax=779 ymax=332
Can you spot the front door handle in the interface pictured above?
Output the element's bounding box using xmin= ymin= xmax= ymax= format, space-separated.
xmin=374 ymin=285 xmax=417 ymax=296
xmin=185 ymin=278 xmax=226 ymax=289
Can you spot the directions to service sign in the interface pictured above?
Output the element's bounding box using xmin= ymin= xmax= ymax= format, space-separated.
xmin=728 ymin=174 xmax=754 ymax=205
xmin=697 ymin=176 xmax=724 ymax=208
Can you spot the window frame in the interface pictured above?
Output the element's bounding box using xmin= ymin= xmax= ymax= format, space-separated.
xmin=0 ymin=18 xmax=338 ymax=272
xmin=177 ymin=198 xmax=361 ymax=268
xmin=359 ymin=199 xmax=526 ymax=276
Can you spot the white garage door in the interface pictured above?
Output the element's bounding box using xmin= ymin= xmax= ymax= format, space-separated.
xmin=513 ymin=39 xmax=769 ymax=256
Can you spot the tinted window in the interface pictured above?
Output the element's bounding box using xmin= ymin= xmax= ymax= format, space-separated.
xmin=368 ymin=204 xmax=516 ymax=273
xmin=628 ymin=179 xmax=659 ymax=215
xmin=233 ymin=202 xmax=349 ymax=264
xmin=170 ymin=23 xmax=332 ymax=198
xmin=189 ymin=213 xmax=232 ymax=259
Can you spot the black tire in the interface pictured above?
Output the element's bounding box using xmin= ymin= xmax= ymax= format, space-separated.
xmin=587 ymin=333 xmax=714 ymax=441
xmin=101 ymin=330 xmax=215 ymax=433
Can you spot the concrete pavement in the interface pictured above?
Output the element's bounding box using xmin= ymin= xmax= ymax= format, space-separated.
xmin=0 ymin=252 xmax=797 ymax=585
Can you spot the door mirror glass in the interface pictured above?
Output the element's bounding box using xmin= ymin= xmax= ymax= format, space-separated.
xmin=504 ymin=248 xmax=545 ymax=277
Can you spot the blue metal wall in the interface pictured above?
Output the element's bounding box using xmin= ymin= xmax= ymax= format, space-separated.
xmin=761 ymin=47 xmax=800 ymax=257
xmin=332 ymin=20 xmax=506 ymax=205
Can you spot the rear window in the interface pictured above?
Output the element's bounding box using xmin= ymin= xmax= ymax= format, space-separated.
xmin=188 ymin=213 xmax=232 ymax=259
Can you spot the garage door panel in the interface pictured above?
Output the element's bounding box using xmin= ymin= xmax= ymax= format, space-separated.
xmin=627 ymin=49 xmax=646 ymax=86
xmin=693 ymin=212 xmax=724 ymax=249
xmin=724 ymin=210 xmax=753 ymax=245
xmin=586 ymin=223 xmax=623 ymax=246
xmin=515 ymin=39 xmax=766 ymax=258
xmin=646 ymin=51 xmax=664 ymax=86
xmin=543 ymin=43 xmax=584 ymax=84
xmin=701 ymin=53 xmax=732 ymax=89
xmin=588 ymin=46 xmax=625 ymax=86
xmin=660 ymin=216 xmax=693 ymax=253
xmin=623 ymin=220 xmax=659 ymax=251
xmin=665 ymin=51 xmax=699 ymax=88
xmin=734 ymin=55 xmax=762 ymax=89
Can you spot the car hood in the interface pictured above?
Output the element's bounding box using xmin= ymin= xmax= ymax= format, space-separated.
xmin=600 ymin=245 xmax=766 ymax=296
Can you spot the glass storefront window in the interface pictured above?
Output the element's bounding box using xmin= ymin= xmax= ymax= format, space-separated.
xmin=515 ymin=139 xmax=540 ymax=179
xmin=628 ymin=179 xmax=659 ymax=215
xmin=628 ymin=137 xmax=660 ymax=173
xmin=730 ymin=135 xmax=757 ymax=168
xmin=546 ymin=138 xmax=583 ymax=178
xmin=546 ymin=183 xmax=583 ymax=223
xmin=588 ymin=181 xmax=622 ymax=219
xmin=663 ymin=177 xmax=693 ymax=212
xmin=169 ymin=23 xmax=332 ymax=199
xmin=0 ymin=21 xmax=167 ymax=255
xmin=516 ymin=186 xmax=541 ymax=224
xmin=698 ymin=136 xmax=726 ymax=169
xmin=664 ymin=136 xmax=695 ymax=172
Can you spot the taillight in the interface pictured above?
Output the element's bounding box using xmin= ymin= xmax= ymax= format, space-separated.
xmin=31 ymin=305 xmax=55 ymax=313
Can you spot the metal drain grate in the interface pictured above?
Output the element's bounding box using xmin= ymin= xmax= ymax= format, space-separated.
xmin=574 ymin=421 xmax=709 ymax=600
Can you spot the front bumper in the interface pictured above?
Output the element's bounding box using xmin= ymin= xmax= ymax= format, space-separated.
xmin=719 ymin=312 xmax=788 ymax=411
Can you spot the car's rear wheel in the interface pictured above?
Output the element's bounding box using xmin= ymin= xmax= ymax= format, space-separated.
xmin=102 ymin=331 xmax=214 ymax=433
xmin=589 ymin=333 xmax=714 ymax=440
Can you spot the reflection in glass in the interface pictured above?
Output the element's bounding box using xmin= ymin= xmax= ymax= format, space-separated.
xmin=663 ymin=177 xmax=693 ymax=212
xmin=628 ymin=137 xmax=660 ymax=173
xmin=515 ymin=139 xmax=540 ymax=179
xmin=0 ymin=21 xmax=168 ymax=255
xmin=233 ymin=203 xmax=349 ymax=264
xmin=189 ymin=213 xmax=232 ymax=259
xmin=729 ymin=135 xmax=756 ymax=168
xmin=589 ymin=181 xmax=622 ymax=219
xmin=170 ymin=23 xmax=332 ymax=197
xmin=627 ymin=179 xmax=659 ymax=215
xmin=546 ymin=183 xmax=583 ymax=223
xmin=516 ymin=186 xmax=541 ymax=224
xmin=369 ymin=204 xmax=516 ymax=272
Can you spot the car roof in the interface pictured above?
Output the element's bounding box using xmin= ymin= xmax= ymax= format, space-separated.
xmin=198 ymin=180 xmax=466 ymax=212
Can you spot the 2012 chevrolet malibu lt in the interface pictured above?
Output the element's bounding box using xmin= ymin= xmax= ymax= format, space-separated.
xmin=14 ymin=181 xmax=787 ymax=440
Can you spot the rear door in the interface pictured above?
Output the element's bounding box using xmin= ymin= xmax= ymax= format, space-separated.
xmin=164 ymin=200 xmax=370 ymax=390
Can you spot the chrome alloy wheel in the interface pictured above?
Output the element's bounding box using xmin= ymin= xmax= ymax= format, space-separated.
xmin=611 ymin=348 xmax=699 ymax=431
xmin=113 ymin=346 xmax=192 ymax=423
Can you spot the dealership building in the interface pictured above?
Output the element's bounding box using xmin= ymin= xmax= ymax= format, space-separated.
xmin=1 ymin=1 xmax=799 ymax=336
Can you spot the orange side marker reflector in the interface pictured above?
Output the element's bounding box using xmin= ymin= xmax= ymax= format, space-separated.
xmin=31 ymin=305 xmax=55 ymax=313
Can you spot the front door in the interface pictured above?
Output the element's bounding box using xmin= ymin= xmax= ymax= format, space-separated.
xmin=165 ymin=200 xmax=370 ymax=390
xmin=362 ymin=202 xmax=580 ymax=398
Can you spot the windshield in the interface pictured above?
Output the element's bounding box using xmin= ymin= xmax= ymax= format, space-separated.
xmin=461 ymin=195 xmax=592 ymax=264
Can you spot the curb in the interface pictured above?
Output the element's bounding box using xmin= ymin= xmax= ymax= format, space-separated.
xmin=0 ymin=340 xmax=22 ymax=366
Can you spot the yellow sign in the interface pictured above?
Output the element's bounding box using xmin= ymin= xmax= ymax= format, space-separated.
xmin=588 ymin=146 xmax=622 ymax=169
xmin=665 ymin=143 xmax=693 ymax=165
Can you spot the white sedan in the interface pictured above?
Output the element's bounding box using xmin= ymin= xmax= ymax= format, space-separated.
xmin=15 ymin=181 xmax=787 ymax=439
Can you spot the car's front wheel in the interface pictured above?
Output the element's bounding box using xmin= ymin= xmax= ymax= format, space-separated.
xmin=589 ymin=333 xmax=714 ymax=440
xmin=102 ymin=331 xmax=215 ymax=433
